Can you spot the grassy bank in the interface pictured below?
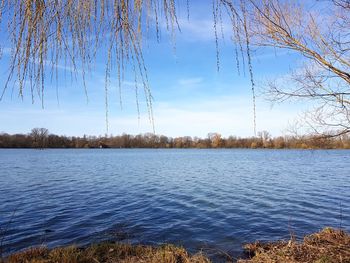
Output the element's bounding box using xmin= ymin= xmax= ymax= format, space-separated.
xmin=3 ymin=243 xmax=210 ymax=263
xmin=2 ymin=228 xmax=349 ymax=263
xmin=238 ymin=228 xmax=350 ymax=263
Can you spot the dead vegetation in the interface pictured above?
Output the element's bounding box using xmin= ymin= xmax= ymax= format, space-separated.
xmin=3 ymin=228 xmax=349 ymax=263
xmin=238 ymin=228 xmax=350 ymax=263
xmin=4 ymin=243 xmax=210 ymax=263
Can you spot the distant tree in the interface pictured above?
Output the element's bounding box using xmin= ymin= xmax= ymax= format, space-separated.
xmin=208 ymin=133 xmax=222 ymax=148
xmin=274 ymin=136 xmax=285 ymax=149
xmin=250 ymin=141 xmax=258 ymax=149
xmin=30 ymin=128 xmax=49 ymax=149
xmin=257 ymin=130 xmax=272 ymax=148
xmin=2 ymin=130 xmax=350 ymax=149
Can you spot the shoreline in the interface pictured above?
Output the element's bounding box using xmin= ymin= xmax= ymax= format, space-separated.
xmin=3 ymin=228 xmax=349 ymax=263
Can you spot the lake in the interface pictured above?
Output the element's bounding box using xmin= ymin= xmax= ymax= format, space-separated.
xmin=0 ymin=149 xmax=349 ymax=261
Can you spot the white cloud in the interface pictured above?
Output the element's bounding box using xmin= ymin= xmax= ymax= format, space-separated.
xmin=0 ymin=94 xmax=301 ymax=137
xmin=147 ymin=96 xmax=298 ymax=137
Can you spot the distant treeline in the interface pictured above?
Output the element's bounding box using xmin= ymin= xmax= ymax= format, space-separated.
xmin=1 ymin=129 xmax=350 ymax=149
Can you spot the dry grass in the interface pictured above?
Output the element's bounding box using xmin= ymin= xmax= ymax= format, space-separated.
xmin=238 ymin=228 xmax=350 ymax=263
xmin=3 ymin=228 xmax=349 ymax=263
xmin=3 ymin=243 xmax=211 ymax=263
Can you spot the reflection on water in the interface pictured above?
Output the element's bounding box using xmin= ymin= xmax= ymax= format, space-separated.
xmin=0 ymin=149 xmax=349 ymax=260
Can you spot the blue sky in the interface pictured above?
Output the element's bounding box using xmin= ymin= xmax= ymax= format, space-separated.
xmin=0 ymin=1 xmax=308 ymax=137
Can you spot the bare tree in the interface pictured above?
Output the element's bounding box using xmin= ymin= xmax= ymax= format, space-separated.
xmin=30 ymin=128 xmax=49 ymax=149
xmin=244 ymin=0 xmax=350 ymax=136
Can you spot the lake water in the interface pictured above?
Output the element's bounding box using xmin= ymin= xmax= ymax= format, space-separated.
xmin=0 ymin=149 xmax=349 ymax=261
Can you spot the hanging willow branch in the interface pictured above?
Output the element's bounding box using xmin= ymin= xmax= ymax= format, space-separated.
xmin=0 ymin=0 xmax=257 ymax=133
xmin=0 ymin=0 xmax=178 ymax=133
xmin=214 ymin=0 xmax=258 ymax=134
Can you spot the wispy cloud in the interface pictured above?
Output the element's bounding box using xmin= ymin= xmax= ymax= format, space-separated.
xmin=156 ymin=13 xmax=233 ymax=43
xmin=0 ymin=45 xmax=82 ymax=74
xmin=1 ymin=47 xmax=12 ymax=56
xmin=132 ymin=96 xmax=299 ymax=137
xmin=0 ymin=94 xmax=301 ymax=137
xmin=176 ymin=18 xmax=216 ymax=42
xmin=178 ymin=77 xmax=203 ymax=86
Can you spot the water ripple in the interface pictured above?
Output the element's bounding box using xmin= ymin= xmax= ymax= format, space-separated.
xmin=0 ymin=149 xmax=349 ymax=261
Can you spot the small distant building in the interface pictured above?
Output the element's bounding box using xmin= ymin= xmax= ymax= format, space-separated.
xmin=98 ymin=142 xmax=110 ymax=148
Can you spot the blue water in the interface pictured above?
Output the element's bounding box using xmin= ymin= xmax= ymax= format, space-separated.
xmin=0 ymin=149 xmax=349 ymax=261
